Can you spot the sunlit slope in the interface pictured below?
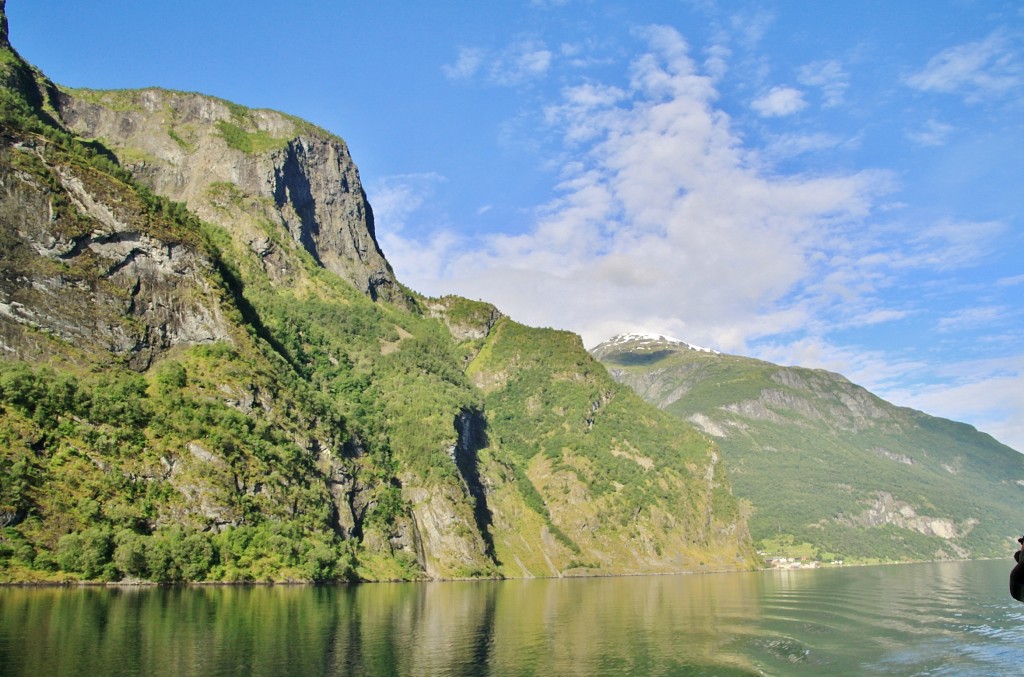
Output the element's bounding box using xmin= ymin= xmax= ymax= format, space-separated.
xmin=593 ymin=334 xmax=1024 ymax=562
xmin=465 ymin=318 xmax=757 ymax=575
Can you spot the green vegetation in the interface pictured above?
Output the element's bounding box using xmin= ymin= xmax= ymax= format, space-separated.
xmin=469 ymin=320 xmax=751 ymax=568
xmin=58 ymin=87 xmax=148 ymax=113
xmin=215 ymin=119 xmax=288 ymax=154
xmin=166 ymin=126 xmax=192 ymax=150
xmin=0 ymin=361 xmax=356 ymax=583
xmin=214 ymin=98 xmax=290 ymax=153
xmin=596 ymin=337 xmax=1024 ymax=563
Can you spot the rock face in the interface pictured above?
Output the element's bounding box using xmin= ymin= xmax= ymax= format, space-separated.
xmin=0 ymin=135 xmax=232 ymax=368
xmin=54 ymin=88 xmax=404 ymax=303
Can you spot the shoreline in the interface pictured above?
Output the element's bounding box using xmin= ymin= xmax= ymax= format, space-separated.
xmin=1 ymin=556 xmax=1002 ymax=588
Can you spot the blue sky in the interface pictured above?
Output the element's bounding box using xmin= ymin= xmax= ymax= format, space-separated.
xmin=8 ymin=1 xmax=1024 ymax=451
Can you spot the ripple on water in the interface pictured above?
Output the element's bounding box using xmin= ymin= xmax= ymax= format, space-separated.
xmin=759 ymin=636 xmax=811 ymax=663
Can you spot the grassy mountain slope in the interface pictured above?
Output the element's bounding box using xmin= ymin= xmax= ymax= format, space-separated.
xmin=466 ymin=318 xmax=754 ymax=575
xmin=0 ymin=7 xmax=754 ymax=582
xmin=592 ymin=334 xmax=1024 ymax=563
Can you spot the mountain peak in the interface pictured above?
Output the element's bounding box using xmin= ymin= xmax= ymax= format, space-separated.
xmin=596 ymin=333 xmax=721 ymax=356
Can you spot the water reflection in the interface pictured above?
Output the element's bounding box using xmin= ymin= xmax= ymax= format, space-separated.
xmin=2 ymin=561 xmax=1023 ymax=676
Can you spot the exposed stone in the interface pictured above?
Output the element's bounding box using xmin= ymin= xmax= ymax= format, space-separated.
xmin=0 ymin=141 xmax=232 ymax=368
xmin=840 ymin=492 xmax=961 ymax=539
xmin=54 ymin=88 xmax=405 ymax=304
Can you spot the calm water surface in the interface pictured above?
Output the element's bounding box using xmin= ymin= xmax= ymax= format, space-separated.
xmin=2 ymin=559 xmax=1022 ymax=676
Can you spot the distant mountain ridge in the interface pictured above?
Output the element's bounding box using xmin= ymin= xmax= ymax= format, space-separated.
xmin=592 ymin=333 xmax=1024 ymax=562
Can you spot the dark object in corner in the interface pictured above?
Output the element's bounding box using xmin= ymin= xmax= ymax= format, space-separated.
xmin=1009 ymin=536 xmax=1024 ymax=602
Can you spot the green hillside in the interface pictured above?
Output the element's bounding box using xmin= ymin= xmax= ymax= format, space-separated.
xmin=593 ymin=334 xmax=1024 ymax=564
xmin=0 ymin=8 xmax=754 ymax=583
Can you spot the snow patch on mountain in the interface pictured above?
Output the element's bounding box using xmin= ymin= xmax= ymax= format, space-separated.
xmin=605 ymin=333 xmax=721 ymax=355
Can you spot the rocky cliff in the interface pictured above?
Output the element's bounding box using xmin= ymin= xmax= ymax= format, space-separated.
xmin=0 ymin=130 xmax=233 ymax=369
xmin=55 ymin=87 xmax=403 ymax=303
xmin=0 ymin=6 xmax=755 ymax=583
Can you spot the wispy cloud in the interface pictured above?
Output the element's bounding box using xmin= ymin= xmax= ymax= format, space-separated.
xmin=905 ymin=30 xmax=1023 ymax=102
xmin=752 ymin=336 xmax=927 ymax=391
xmin=385 ymin=22 xmax=1022 ymax=447
xmin=762 ymin=131 xmax=848 ymax=159
xmin=907 ymin=119 xmax=955 ymax=147
xmin=904 ymin=219 xmax=1007 ymax=270
xmin=367 ymin=173 xmax=446 ymax=229
xmin=878 ymin=354 xmax=1024 ymax=451
xmin=442 ymin=47 xmax=486 ymax=81
xmin=493 ymin=39 xmax=553 ymax=85
xmin=756 ymin=336 xmax=1024 ymax=450
xmin=442 ymin=39 xmax=553 ymax=86
xmin=936 ymin=305 xmax=1009 ymax=333
xmin=370 ymin=173 xmax=460 ymax=288
xmin=798 ymin=59 xmax=849 ymax=108
xmin=729 ymin=9 xmax=775 ymax=50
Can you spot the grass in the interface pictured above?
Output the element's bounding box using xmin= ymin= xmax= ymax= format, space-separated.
xmin=214 ymin=120 xmax=288 ymax=154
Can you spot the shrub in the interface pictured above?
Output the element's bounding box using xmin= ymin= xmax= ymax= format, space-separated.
xmin=56 ymin=526 xmax=114 ymax=580
xmin=113 ymin=529 xmax=148 ymax=578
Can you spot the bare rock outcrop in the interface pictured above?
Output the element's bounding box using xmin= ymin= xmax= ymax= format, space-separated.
xmin=54 ymin=88 xmax=404 ymax=303
xmin=0 ymin=137 xmax=232 ymax=368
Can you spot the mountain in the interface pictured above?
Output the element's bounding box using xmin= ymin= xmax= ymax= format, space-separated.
xmin=0 ymin=4 xmax=754 ymax=582
xmin=592 ymin=333 xmax=1024 ymax=563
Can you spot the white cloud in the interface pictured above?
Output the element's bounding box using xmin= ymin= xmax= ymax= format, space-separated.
xmin=936 ymin=306 xmax=1009 ymax=333
xmin=398 ymin=24 xmax=1021 ymax=448
xmin=762 ymin=131 xmax=846 ymax=159
xmin=379 ymin=227 xmax=460 ymax=289
xmin=703 ymin=42 xmax=731 ymax=82
xmin=856 ymin=308 xmax=911 ymax=326
xmin=905 ymin=219 xmax=1007 ymax=270
xmin=491 ymin=40 xmax=553 ymax=85
xmin=752 ymin=336 xmax=926 ymax=391
xmin=399 ymin=26 xmax=893 ymax=353
xmin=753 ymin=337 xmax=1024 ymax=451
xmin=751 ymin=86 xmax=807 ymax=117
xmin=729 ymin=9 xmax=775 ymax=50
xmin=998 ymin=274 xmax=1024 ymax=287
xmin=367 ymin=173 xmax=446 ymax=230
xmin=905 ymin=31 xmax=1023 ymax=102
xmin=368 ymin=173 xmax=465 ymax=288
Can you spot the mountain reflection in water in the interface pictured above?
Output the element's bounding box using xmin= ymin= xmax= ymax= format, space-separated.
xmin=2 ymin=559 xmax=1023 ymax=676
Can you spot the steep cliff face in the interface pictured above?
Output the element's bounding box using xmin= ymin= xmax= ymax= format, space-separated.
xmin=0 ymin=132 xmax=233 ymax=369
xmin=54 ymin=88 xmax=403 ymax=303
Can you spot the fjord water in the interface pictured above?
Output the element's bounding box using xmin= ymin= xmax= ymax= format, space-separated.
xmin=2 ymin=560 xmax=1022 ymax=676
